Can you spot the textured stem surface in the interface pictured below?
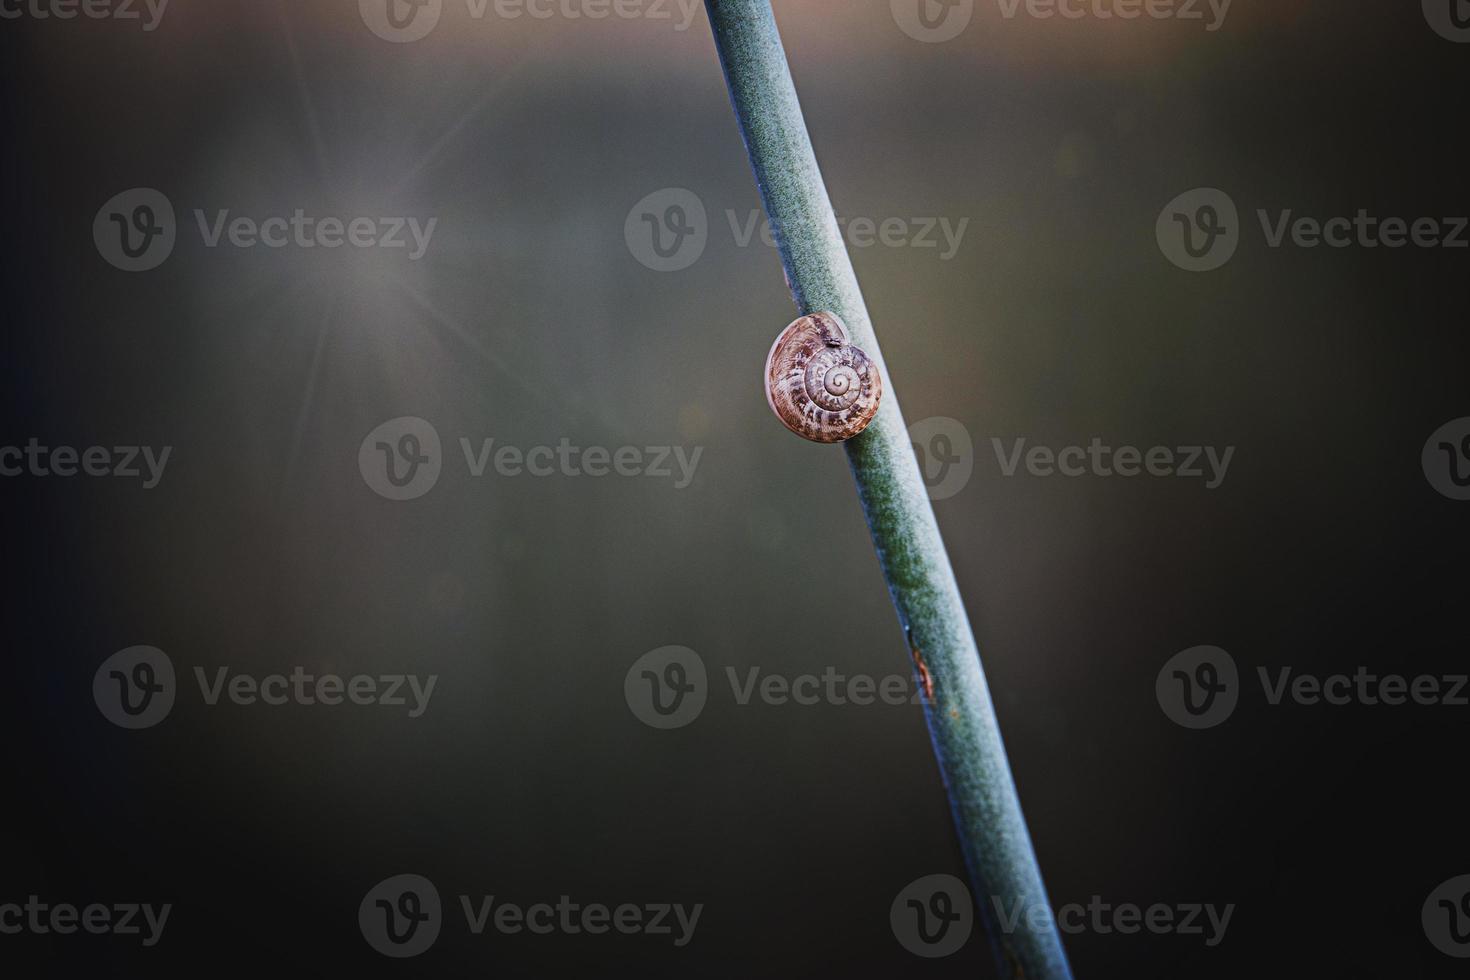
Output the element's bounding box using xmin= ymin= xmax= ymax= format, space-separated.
xmin=704 ymin=3 xmax=1072 ymax=976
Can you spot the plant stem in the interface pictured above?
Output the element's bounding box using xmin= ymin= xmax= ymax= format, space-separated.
xmin=704 ymin=3 xmax=1072 ymax=976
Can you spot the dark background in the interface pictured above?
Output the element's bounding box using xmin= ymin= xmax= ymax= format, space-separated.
xmin=2 ymin=1 xmax=1466 ymax=976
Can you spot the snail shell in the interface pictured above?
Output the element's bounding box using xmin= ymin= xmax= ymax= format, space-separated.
xmin=764 ymin=311 xmax=882 ymax=443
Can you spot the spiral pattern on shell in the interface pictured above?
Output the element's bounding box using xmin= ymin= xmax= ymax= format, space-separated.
xmin=764 ymin=311 xmax=882 ymax=443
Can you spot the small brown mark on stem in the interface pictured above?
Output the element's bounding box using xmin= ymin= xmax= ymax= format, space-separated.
xmin=911 ymin=647 xmax=935 ymax=702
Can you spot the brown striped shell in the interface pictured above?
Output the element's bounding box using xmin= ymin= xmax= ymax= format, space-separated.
xmin=763 ymin=311 xmax=882 ymax=443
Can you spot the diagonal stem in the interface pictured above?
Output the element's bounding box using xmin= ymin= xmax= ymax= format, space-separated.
xmin=703 ymin=3 xmax=1072 ymax=976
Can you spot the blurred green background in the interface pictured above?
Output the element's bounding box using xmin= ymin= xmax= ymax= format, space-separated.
xmin=3 ymin=1 xmax=1467 ymax=976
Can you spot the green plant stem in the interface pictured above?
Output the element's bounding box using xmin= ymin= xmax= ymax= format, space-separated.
xmin=704 ymin=3 xmax=1072 ymax=976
